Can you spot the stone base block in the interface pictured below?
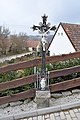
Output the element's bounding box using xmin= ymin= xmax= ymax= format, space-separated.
xmin=36 ymin=90 xmax=51 ymax=98
xmin=35 ymin=90 xmax=51 ymax=109
xmin=36 ymin=98 xmax=49 ymax=109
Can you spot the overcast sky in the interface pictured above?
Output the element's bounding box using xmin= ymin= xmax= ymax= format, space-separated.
xmin=0 ymin=0 xmax=80 ymax=35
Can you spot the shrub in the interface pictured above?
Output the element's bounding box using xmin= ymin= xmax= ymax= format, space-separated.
xmin=0 ymin=58 xmax=80 ymax=96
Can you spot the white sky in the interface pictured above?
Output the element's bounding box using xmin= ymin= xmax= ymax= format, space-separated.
xmin=0 ymin=0 xmax=80 ymax=35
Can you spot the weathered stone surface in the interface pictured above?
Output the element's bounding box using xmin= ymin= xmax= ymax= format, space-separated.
xmin=33 ymin=98 xmax=37 ymax=103
xmin=27 ymin=101 xmax=37 ymax=109
xmin=3 ymin=106 xmax=13 ymax=115
xmin=60 ymin=111 xmax=66 ymax=119
xmin=62 ymin=91 xmax=72 ymax=96
xmin=51 ymin=93 xmax=62 ymax=98
xmin=36 ymin=98 xmax=49 ymax=109
xmin=1 ymin=89 xmax=80 ymax=118
xmin=0 ymin=103 xmax=9 ymax=109
xmin=10 ymin=101 xmax=23 ymax=107
xmin=72 ymin=89 xmax=80 ymax=94
xmin=49 ymin=98 xmax=55 ymax=107
xmin=36 ymin=90 xmax=51 ymax=98
xmin=24 ymin=99 xmax=31 ymax=104
xmin=0 ymin=115 xmax=14 ymax=120
xmin=35 ymin=90 xmax=50 ymax=109
xmin=12 ymin=106 xmax=23 ymax=114
xmin=0 ymin=109 xmax=4 ymax=115
xmin=14 ymin=110 xmax=37 ymax=120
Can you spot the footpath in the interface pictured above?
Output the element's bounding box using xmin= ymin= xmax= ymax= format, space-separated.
xmin=0 ymin=52 xmax=33 ymax=63
xmin=20 ymin=104 xmax=80 ymax=120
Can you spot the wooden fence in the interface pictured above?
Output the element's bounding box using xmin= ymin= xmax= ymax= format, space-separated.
xmin=0 ymin=51 xmax=80 ymax=105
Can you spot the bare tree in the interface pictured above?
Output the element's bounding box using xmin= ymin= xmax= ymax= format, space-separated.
xmin=9 ymin=33 xmax=28 ymax=54
xmin=0 ymin=26 xmax=29 ymax=56
xmin=0 ymin=26 xmax=10 ymax=55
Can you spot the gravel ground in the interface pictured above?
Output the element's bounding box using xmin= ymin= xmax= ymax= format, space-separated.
xmin=0 ymin=89 xmax=80 ymax=117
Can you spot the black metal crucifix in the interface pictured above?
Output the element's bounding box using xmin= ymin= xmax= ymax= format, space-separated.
xmin=32 ymin=14 xmax=56 ymax=90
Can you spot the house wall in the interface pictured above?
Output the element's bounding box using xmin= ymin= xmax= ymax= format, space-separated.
xmin=36 ymin=42 xmax=40 ymax=52
xmin=28 ymin=47 xmax=33 ymax=51
xmin=48 ymin=25 xmax=75 ymax=56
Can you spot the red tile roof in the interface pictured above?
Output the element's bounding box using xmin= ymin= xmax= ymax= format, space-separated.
xmin=26 ymin=40 xmax=40 ymax=48
xmin=61 ymin=22 xmax=80 ymax=51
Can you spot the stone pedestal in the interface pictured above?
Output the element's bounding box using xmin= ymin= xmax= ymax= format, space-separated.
xmin=35 ymin=90 xmax=51 ymax=109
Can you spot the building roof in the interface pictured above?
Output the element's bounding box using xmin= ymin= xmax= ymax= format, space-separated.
xmin=61 ymin=22 xmax=80 ymax=51
xmin=49 ymin=22 xmax=80 ymax=51
xmin=26 ymin=40 xmax=40 ymax=48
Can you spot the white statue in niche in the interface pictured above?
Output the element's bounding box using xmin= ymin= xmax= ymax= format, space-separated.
xmin=41 ymin=36 xmax=47 ymax=51
xmin=40 ymin=78 xmax=46 ymax=90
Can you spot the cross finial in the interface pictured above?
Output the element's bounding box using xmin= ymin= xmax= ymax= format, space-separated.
xmin=42 ymin=14 xmax=48 ymax=25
